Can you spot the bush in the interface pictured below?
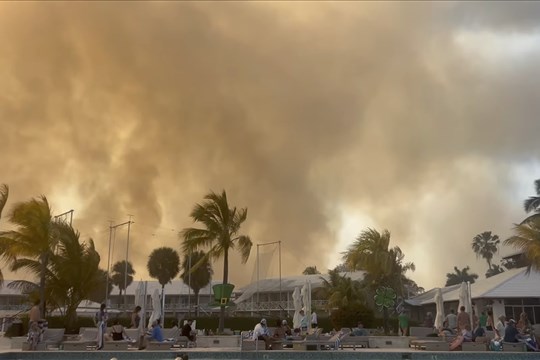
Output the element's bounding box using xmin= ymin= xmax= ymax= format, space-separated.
xmin=330 ymin=304 xmax=375 ymax=329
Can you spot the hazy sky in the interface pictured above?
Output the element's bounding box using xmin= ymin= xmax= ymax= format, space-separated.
xmin=1 ymin=2 xmax=540 ymax=291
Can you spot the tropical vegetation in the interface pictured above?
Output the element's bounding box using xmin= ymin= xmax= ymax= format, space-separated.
xmin=147 ymin=247 xmax=180 ymax=320
xmin=342 ymin=228 xmax=416 ymax=334
xmin=504 ymin=216 xmax=540 ymax=274
xmin=471 ymin=231 xmax=501 ymax=275
xmin=180 ymin=250 xmax=213 ymax=317
xmin=445 ymin=266 xmax=479 ymax=286
xmin=181 ymin=190 xmax=252 ymax=333
xmin=110 ymin=260 xmax=135 ymax=306
xmin=302 ymin=266 xmax=321 ymax=275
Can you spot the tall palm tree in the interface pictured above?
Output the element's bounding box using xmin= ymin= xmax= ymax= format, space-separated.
xmin=0 ymin=196 xmax=58 ymax=318
xmin=181 ymin=190 xmax=252 ymax=333
xmin=504 ymin=217 xmax=540 ymax=274
xmin=110 ymin=260 xmax=135 ymax=307
xmin=0 ymin=184 xmax=9 ymax=286
xmin=471 ymin=231 xmax=500 ymax=270
xmin=147 ymin=247 xmax=180 ymax=320
xmin=180 ymin=250 xmax=213 ymax=317
xmin=445 ymin=266 xmax=479 ymax=286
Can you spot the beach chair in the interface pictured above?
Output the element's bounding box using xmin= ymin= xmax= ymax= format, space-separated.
xmin=23 ymin=328 xmax=65 ymax=350
xmin=62 ymin=327 xmax=99 ymax=350
xmin=340 ymin=334 xmax=369 ymax=349
xmin=502 ymin=341 xmax=527 ymax=352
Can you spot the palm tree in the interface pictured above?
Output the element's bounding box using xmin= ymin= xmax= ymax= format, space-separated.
xmin=0 ymin=184 xmax=9 ymax=285
xmin=445 ymin=266 xmax=479 ymax=286
xmin=342 ymin=228 xmax=415 ymax=334
xmin=0 ymin=196 xmax=59 ymax=318
xmin=504 ymin=217 xmax=540 ymax=274
xmin=485 ymin=264 xmax=505 ymax=278
xmin=180 ymin=250 xmax=213 ymax=317
xmin=471 ymin=231 xmax=500 ymax=270
xmin=302 ymin=266 xmax=321 ymax=275
xmin=110 ymin=260 xmax=135 ymax=307
xmin=43 ymin=223 xmax=102 ymax=330
xmin=318 ymin=269 xmax=364 ymax=310
xmin=181 ymin=190 xmax=252 ymax=333
xmin=523 ymin=179 xmax=540 ymax=223
xmin=147 ymin=247 xmax=180 ymax=320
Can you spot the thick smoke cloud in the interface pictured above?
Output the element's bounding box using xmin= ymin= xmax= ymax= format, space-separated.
xmin=1 ymin=2 xmax=540 ymax=289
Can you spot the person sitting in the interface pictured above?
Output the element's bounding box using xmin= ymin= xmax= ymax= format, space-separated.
xmin=299 ymin=310 xmax=308 ymax=334
xmin=517 ymin=312 xmax=531 ymax=334
xmin=273 ymin=319 xmax=292 ymax=340
xmin=472 ymin=323 xmax=485 ymax=341
xmin=150 ymin=319 xmax=165 ymax=342
xmin=503 ymin=319 xmax=519 ymax=343
xmin=449 ymin=324 xmax=473 ymax=351
xmin=444 ymin=309 xmax=458 ymax=332
xmin=352 ymin=321 xmax=368 ymax=336
xmin=181 ymin=319 xmax=196 ymax=342
xmin=110 ymin=319 xmax=128 ymax=341
xmin=252 ymin=318 xmax=273 ymax=350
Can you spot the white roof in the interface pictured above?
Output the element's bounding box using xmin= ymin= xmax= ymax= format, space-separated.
xmin=407 ymin=267 xmax=538 ymax=306
xmin=234 ymin=271 xmax=366 ymax=304
xmin=113 ymin=279 xmax=223 ymax=296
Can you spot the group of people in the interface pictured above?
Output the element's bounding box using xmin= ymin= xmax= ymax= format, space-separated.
xmin=251 ymin=311 xmax=318 ymax=350
xmin=490 ymin=312 xmax=538 ymax=351
xmin=93 ymin=303 xmax=196 ymax=350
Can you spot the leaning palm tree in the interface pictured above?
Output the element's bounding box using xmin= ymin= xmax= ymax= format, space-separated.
xmin=181 ymin=190 xmax=252 ymax=333
xmin=0 ymin=195 xmax=58 ymax=318
xmin=147 ymin=247 xmax=180 ymax=321
xmin=504 ymin=217 xmax=540 ymax=274
xmin=471 ymin=231 xmax=500 ymax=270
xmin=111 ymin=260 xmax=135 ymax=307
xmin=180 ymin=250 xmax=213 ymax=317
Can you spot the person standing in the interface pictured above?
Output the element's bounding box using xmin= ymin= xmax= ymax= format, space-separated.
xmin=479 ymin=311 xmax=488 ymax=329
xmin=94 ymin=303 xmax=108 ymax=350
xmin=457 ymin=306 xmax=471 ymax=332
xmin=131 ymin=305 xmax=142 ymax=329
xmin=27 ymin=299 xmax=43 ymax=350
xmin=311 ymin=310 xmax=318 ymax=329
xmin=398 ymin=311 xmax=409 ymax=336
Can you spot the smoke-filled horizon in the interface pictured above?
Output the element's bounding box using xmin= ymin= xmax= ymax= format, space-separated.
xmin=1 ymin=2 xmax=540 ymax=291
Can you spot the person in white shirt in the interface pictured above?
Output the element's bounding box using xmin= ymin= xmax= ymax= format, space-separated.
xmin=252 ymin=318 xmax=272 ymax=350
xmin=444 ymin=309 xmax=458 ymax=331
xmin=311 ymin=311 xmax=318 ymax=329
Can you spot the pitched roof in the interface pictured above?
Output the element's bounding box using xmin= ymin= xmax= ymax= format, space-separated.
xmin=406 ymin=267 xmax=538 ymax=306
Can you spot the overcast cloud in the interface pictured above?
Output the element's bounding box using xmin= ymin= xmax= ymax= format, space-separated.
xmin=1 ymin=2 xmax=540 ymax=290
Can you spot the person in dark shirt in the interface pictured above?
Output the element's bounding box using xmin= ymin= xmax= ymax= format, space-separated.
xmin=504 ymin=319 xmax=519 ymax=343
xmin=181 ymin=319 xmax=196 ymax=342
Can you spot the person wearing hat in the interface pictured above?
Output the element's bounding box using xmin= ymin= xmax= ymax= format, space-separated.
xmin=273 ymin=319 xmax=292 ymax=340
xmin=495 ymin=315 xmax=506 ymax=340
xmin=252 ymin=318 xmax=272 ymax=350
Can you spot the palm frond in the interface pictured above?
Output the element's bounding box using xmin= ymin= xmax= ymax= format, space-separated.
xmin=0 ymin=184 xmax=8 ymax=219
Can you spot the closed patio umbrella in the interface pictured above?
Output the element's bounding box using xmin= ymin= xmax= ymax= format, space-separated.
xmin=434 ymin=288 xmax=444 ymax=330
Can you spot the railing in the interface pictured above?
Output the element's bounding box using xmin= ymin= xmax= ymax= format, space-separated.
xmin=234 ymin=300 xmax=328 ymax=312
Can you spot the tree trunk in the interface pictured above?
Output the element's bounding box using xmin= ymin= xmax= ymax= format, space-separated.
xmin=383 ymin=307 xmax=389 ymax=335
xmin=218 ymin=249 xmax=229 ymax=333
xmin=195 ymin=290 xmax=200 ymax=317
xmin=161 ymin=285 xmax=165 ymax=323
xmin=39 ymin=252 xmax=48 ymax=319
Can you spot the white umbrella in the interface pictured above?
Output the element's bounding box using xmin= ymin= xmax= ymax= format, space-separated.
xmin=292 ymin=287 xmax=302 ymax=329
xmin=147 ymin=288 xmax=161 ymax=329
xmin=301 ymin=281 xmax=312 ymax=330
xmin=457 ymin=282 xmax=473 ymax=328
xmin=434 ymin=288 xmax=444 ymax=330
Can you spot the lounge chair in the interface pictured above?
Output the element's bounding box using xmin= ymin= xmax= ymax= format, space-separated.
xmin=502 ymin=341 xmax=527 ymax=352
xmin=23 ymin=328 xmax=65 ymax=351
xmin=62 ymin=327 xmax=99 ymax=350
xmin=340 ymin=333 xmax=369 ymax=349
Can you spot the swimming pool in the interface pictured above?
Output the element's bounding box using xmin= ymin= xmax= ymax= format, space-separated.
xmin=0 ymin=350 xmax=539 ymax=360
